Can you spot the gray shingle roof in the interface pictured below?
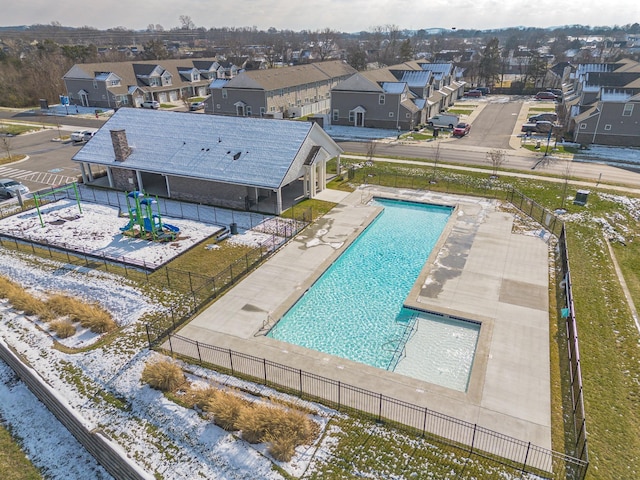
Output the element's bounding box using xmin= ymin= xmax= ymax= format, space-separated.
xmin=72 ymin=109 xmax=341 ymax=189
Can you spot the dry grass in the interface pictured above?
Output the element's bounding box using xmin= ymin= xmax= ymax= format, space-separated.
xmin=0 ymin=277 xmax=117 ymax=335
xmin=48 ymin=320 xmax=77 ymax=338
xmin=141 ymin=359 xmax=186 ymax=392
xmin=204 ymin=388 xmax=250 ymax=431
xmin=181 ymin=381 xmax=319 ymax=461
xmin=46 ymin=294 xmax=117 ymax=333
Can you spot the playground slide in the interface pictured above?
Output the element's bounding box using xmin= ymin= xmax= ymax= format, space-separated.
xmin=162 ymin=223 xmax=180 ymax=233
xmin=120 ymin=219 xmax=135 ymax=232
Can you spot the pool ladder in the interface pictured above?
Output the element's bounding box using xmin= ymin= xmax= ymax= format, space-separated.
xmin=385 ymin=312 xmax=419 ymax=371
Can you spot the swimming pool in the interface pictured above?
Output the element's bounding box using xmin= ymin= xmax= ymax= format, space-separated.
xmin=268 ymin=198 xmax=480 ymax=391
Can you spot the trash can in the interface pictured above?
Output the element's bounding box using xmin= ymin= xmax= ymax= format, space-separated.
xmin=230 ymin=222 xmax=238 ymax=235
xmin=574 ymin=190 xmax=590 ymax=206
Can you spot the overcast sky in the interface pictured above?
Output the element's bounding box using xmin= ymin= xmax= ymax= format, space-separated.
xmin=3 ymin=0 xmax=639 ymax=32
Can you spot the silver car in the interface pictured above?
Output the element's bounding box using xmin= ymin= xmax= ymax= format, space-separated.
xmin=0 ymin=178 xmax=30 ymax=198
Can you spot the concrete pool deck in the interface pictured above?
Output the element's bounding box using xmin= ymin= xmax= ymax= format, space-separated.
xmin=174 ymin=186 xmax=552 ymax=450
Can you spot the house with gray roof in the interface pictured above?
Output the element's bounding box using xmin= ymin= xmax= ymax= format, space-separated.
xmin=72 ymin=109 xmax=342 ymax=214
xmin=207 ymin=60 xmax=357 ymax=119
xmin=562 ymin=59 xmax=640 ymax=146
xmin=63 ymin=59 xmax=229 ymax=109
xmin=329 ymin=62 xmax=464 ymax=130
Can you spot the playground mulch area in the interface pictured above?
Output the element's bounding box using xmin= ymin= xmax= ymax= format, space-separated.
xmin=0 ymin=199 xmax=222 ymax=268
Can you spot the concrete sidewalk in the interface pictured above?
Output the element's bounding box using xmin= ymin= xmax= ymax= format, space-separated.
xmin=174 ymin=185 xmax=552 ymax=450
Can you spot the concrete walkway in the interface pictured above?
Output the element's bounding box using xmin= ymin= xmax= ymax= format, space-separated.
xmin=173 ymin=185 xmax=552 ymax=451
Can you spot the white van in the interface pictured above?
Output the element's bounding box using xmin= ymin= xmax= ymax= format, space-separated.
xmin=427 ymin=113 xmax=460 ymax=129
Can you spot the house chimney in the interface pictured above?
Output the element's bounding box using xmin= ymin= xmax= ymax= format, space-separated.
xmin=110 ymin=129 xmax=131 ymax=162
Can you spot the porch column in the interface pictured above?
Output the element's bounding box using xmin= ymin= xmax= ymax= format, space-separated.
xmin=136 ymin=170 xmax=144 ymax=192
xmin=165 ymin=175 xmax=171 ymax=197
xmin=106 ymin=167 xmax=114 ymax=188
xmin=308 ymin=166 xmax=316 ymax=199
xmin=79 ymin=163 xmax=89 ymax=184
xmin=336 ymin=154 xmax=341 ymax=175
xmin=318 ymin=160 xmax=326 ymax=192
xmin=276 ymin=188 xmax=283 ymax=215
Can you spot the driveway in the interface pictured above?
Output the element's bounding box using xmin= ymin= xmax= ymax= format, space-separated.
xmin=452 ymin=96 xmax=524 ymax=150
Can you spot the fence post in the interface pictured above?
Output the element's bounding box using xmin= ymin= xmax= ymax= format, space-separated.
xmin=470 ymin=423 xmax=477 ymax=454
xmin=263 ymin=358 xmax=267 ymax=385
xmin=422 ymin=407 xmax=428 ymax=436
xmin=378 ymin=393 xmax=383 ymax=422
xmin=229 ymin=349 xmax=234 ymax=374
xmin=522 ymin=441 xmax=531 ymax=473
xmin=165 ymin=267 xmax=170 ymax=288
xmin=299 ymin=369 xmax=303 ymax=397
xmin=196 ymin=341 xmax=202 ymax=364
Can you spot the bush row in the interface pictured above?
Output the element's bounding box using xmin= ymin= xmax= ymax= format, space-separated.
xmin=142 ymin=359 xmax=320 ymax=462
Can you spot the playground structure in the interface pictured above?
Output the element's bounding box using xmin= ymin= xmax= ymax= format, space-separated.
xmin=33 ymin=183 xmax=83 ymax=228
xmin=120 ymin=191 xmax=180 ymax=242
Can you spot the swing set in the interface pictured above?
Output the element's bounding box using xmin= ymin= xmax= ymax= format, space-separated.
xmin=33 ymin=183 xmax=82 ymax=228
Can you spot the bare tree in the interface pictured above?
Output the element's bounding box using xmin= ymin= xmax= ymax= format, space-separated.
xmin=179 ymin=15 xmax=195 ymax=30
xmin=486 ymin=148 xmax=506 ymax=177
xmin=1 ymin=128 xmax=13 ymax=162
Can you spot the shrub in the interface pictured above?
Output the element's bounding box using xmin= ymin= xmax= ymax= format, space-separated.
xmin=268 ymin=408 xmax=319 ymax=446
xmin=8 ymin=290 xmax=51 ymax=319
xmin=185 ymin=385 xmax=218 ymax=411
xmin=237 ymin=404 xmax=274 ymax=444
xmin=49 ymin=320 xmax=76 ymax=338
xmin=141 ymin=359 xmax=186 ymax=392
xmin=46 ymin=294 xmax=117 ymax=333
xmin=267 ymin=434 xmax=297 ymax=462
xmin=205 ymin=389 xmax=249 ymax=431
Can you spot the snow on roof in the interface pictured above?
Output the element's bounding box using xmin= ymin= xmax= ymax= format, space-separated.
xmin=72 ymin=109 xmax=336 ymax=190
xmin=381 ymin=82 xmax=406 ymax=94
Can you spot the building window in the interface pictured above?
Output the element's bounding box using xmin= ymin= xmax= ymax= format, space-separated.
xmin=579 ymin=123 xmax=587 ymax=129
xmin=623 ymin=103 xmax=634 ymax=116
xmin=349 ymin=111 xmax=355 ymax=122
xmin=604 ymin=124 xmax=612 ymax=130
xmin=260 ymin=107 xmax=265 ymax=116
xmin=379 ymin=94 xmax=385 ymax=105
xmin=246 ymin=106 xmax=252 ymax=116
xmin=333 ymin=109 xmax=339 ymax=121
xmin=93 ymin=80 xmax=98 ymax=89
xmin=406 ymin=113 xmax=410 ymax=118
xmin=389 ymin=112 xmax=394 ymax=118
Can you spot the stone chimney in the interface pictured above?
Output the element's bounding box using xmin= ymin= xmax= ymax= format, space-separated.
xmin=110 ymin=129 xmax=131 ymax=162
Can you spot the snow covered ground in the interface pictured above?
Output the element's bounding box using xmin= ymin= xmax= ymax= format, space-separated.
xmin=0 ymin=196 xmax=336 ymax=479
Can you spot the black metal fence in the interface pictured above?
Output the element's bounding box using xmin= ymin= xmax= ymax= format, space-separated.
xmin=507 ymin=188 xmax=589 ymax=471
xmin=148 ymin=327 xmax=588 ymax=479
xmin=0 ymin=183 xmax=311 ymax=303
xmin=558 ymin=226 xmax=589 ymax=465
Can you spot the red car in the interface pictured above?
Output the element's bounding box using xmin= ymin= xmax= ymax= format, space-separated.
xmin=453 ymin=122 xmax=471 ymax=136
xmin=465 ymin=89 xmax=482 ymax=97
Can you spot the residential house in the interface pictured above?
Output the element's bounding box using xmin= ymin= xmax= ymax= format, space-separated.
xmin=207 ymin=60 xmax=357 ymax=119
xmin=72 ymin=109 xmax=342 ymax=215
xmin=63 ymin=58 xmax=231 ymax=110
xmin=562 ymin=59 xmax=640 ymax=146
xmin=330 ymin=62 xmax=464 ymax=130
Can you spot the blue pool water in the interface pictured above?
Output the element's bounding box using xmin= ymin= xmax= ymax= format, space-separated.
xmin=268 ymin=198 xmax=480 ymax=390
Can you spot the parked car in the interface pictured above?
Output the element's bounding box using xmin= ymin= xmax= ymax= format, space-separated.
xmin=528 ymin=113 xmax=558 ymax=123
xmin=521 ymin=120 xmax=555 ymax=134
xmin=70 ymin=130 xmax=91 ymax=142
xmin=427 ymin=113 xmax=460 ymax=129
xmin=452 ymin=122 xmax=471 ymax=137
xmin=141 ymin=100 xmax=160 ymax=109
xmin=0 ymin=178 xmax=29 ymax=199
xmin=475 ymin=87 xmax=490 ymax=95
xmin=535 ymin=91 xmax=557 ymax=101
xmin=190 ymin=101 xmax=205 ymax=111
xmin=546 ymin=89 xmax=563 ymax=98
xmin=465 ymin=89 xmax=483 ymax=97
xmin=83 ymin=130 xmax=96 ymax=141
